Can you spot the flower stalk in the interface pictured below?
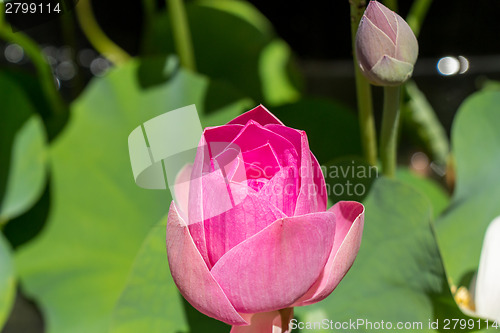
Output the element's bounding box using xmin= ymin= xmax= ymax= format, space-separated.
xmin=380 ymin=86 xmax=401 ymax=177
xmin=383 ymin=0 xmax=398 ymax=11
xmin=406 ymin=0 xmax=434 ymax=37
xmin=76 ymin=0 xmax=131 ymax=65
xmin=167 ymin=0 xmax=196 ymax=71
xmin=349 ymin=0 xmax=378 ymax=166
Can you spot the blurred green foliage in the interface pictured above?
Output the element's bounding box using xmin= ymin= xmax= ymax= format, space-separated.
xmin=436 ymin=91 xmax=500 ymax=288
xmin=0 ymin=233 xmax=15 ymax=329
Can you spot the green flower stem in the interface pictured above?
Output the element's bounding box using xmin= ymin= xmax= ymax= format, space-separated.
xmin=380 ymin=86 xmax=401 ymax=177
xmin=76 ymin=0 xmax=131 ymax=65
xmin=0 ymin=4 xmax=65 ymax=117
xmin=383 ymin=0 xmax=398 ymax=11
xmin=349 ymin=0 xmax=377 ymax=166
xmin=143 ymin=0 xmax=156 ymax=19
xmin=60 ymin=2 xmax=84 ymax=97
xmin=142 ymin=0 xmax=156 ymax=34
xmin=167 ymin=0 xmax=196 ymax=71
xmin=406 ymin=0 xmax=433 ymax=37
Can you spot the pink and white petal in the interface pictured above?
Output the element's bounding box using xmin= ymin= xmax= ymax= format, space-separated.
xmin=166 ymin=203 xmax=249 ymax=326
xmin=203 ymin=191 xmax=286 ymax=267
xmin=230 ymin=308 xmax=294 ymax=333
xmin=394 ymin=15 xmax=419 ymax=65
xmin=173 ymin=163 xmax=193 ymax=216
xmin=228 ymin=105 xmax=284 ymax=126
xmin=356 ymin=16 xmax=396 ymax=70
xmin=310 ymin=152 xmax=327 ymax=212
xmin=187 ymin=136 xmax=212 ymax=264
xmin=188 ymin=166 xmax=237 ymax=266
xmin=294 ymin=132 xmax=324 ymax=215
xmin=366 ymin=1 xmax=397 ymax=43
xmin=293 ymin=201 xmax=364 ymax=306
xmin=257 ymin=166 xmax=298 ymax=217
xmin=265 ymin=125 xmax=326 ymax=213
xmin=211 ymin=211 xmax=336 ymax=313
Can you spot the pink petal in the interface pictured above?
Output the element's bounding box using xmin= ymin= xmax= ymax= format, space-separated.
xmin=257 ymin=166 xmax=298 ymax=216
xmin=311 ymin=152 xmax=328 ymax=211
xmin=394 ymin=15 xmax=419 ymax=65
xmin=213 ymin=146 xmax=247 ymax=183
xmin=230 ymin=308 xmax=294 ymax=333
xmin=188 ymin=170 xmax=256 ymax=267
xmin=211 ymin=211 xmax=336 ymax=313
xmin=265 ymin=125 xmax=327 ymax=214
xmin=356 ymin=15 xmax=396 ymax=71
xmin=166 ymin=203 xmax=249 ymax=326
xmin=228 ymin=105 xmax=284 ymax=126
xmin=264 ymin=124 xmax=302 ymax=155
xmin=188 ymin=160 xmax=240 ymax=266
xmin=294 ymin=131 xmax=324 ymax=215
xmin=203 ymin=125 xmax=244 ymax=155
xmin=293 ymin=201 xmax=364 ymax=306
xmin=203 ymin=191 xmax=286 ymax=267
xmin=231 ymin=121 xmax=298 ymax=169
xmin=365 ymin=1 xmax=397 ymax=43
xmin=242 ymin=143 xmax=281 ymax=180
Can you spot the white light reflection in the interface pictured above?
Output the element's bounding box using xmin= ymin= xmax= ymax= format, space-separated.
xmin=437 ymin=56 xmax=460 ymax=76
xmin=56 ymin=61 xmax=76 ymax=81
xmin=5 ymin=44 xmax=24 ymax=63
xmin=437 ymin=55 xmax=470 ymax=76
xmin=458 ymin=56 xmax=470 ymax=74
xmin=411 ymin=152 xmax=429 ymax=171
xmin=90 ymin=57 xmax=111 ymax=77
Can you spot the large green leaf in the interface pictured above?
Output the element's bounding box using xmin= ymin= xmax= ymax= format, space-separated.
xmin=323 ymin=156 xmax=377 ymax=205
xmin=0 ymin=116 xmax=47 ymax=224
xmin=143 ymin=0 xmax=301 ymax=105
xmin=15 ymin=60 xmax=248 ymax=333
xmin=396 ymin=168 xmax=449 ymax=219
xmin=109 ymin=214 xmax=230 ymax=333
xmin=295 ymin=178 xmax=469 ymax=332
xmin=109 ymin=216 xmax=188 ymax=333
xmin=0 ymin=74 xmax=47 ymax=225
xmin=272 ymin=98 xmax=362 ymax=164
xmin=436 ymin=90 xmax=500 ymax=287
xmin=0 ymin=232 xmax=15 ymax=330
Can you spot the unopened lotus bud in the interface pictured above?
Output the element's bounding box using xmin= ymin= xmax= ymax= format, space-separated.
xmin=355 ymin=1 xmax=418 ymax=86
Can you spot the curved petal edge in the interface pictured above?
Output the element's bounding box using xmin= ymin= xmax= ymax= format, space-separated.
xmin=230 ymin=308 xmax=293 ymax=333
xmin=293 ymin=201 xmax=365 ymax=306
xmin=166 ymin=202 xmax=249 ymax=326
xmin=211 ymin=211 xmax=336 ymax=313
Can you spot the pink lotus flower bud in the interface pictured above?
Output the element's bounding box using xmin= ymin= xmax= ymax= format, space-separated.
xmin=355 ymin=1 xmax=418 ymax=86
xmin=166 ymin=105 xmax=365 ymax=332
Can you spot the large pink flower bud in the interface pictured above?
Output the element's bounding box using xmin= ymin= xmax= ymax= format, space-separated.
xmin=355 ymin=1 xmax=418 ymax=86
xmin=166 ymin=105 xmax=365 ymax=332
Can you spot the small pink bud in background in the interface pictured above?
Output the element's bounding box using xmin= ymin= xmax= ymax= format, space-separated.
xmin=355 ymin=1 xmax=418 ymax=86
